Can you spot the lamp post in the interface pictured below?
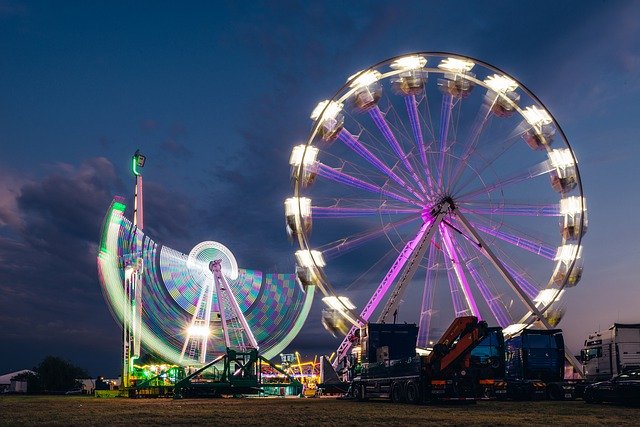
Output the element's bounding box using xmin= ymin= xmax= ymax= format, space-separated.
xmin=123 ymin=150 xmax=146 ymax=390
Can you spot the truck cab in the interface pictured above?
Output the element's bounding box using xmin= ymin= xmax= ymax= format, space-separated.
xmin=505 ymin=329 xmax=565 ymax=382
xmin=582 ymin=323 xmax=640 ymax=381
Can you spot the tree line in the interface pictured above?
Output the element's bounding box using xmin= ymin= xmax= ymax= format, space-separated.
xmin=12 ymin=355 xmax=90 ymax=393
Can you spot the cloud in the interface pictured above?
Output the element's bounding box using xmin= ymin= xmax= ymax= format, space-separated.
xmin=0 ymin=170 xmax=26 ymax=230
xmin=160 ymin=138 xmax=193 ymax=159
xmin=0 ymin=158 xmax=126 ymax=372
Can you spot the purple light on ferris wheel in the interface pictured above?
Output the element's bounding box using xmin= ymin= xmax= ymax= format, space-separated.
xmin=417 ymin=243 xmax=437 ymax=347
xmin=334 ymin=220 xmax=433 ymax=363
xmin=454 ymin=243 xmax=511 ymax=327
xmin=321 ymin=216 xmax=420 ymax=260
xmin=474 ymin=223 xmax=556 ymax=260
xmin=311 ymin=206 xmax=420 ymax=218
xmin=440 ymin=224 xmax=481 ymax=318
xmin=503 ymin=262 xmax=539 ymax=300
xmin=337 ymin=129 xmax=422 ymax=200
xmin=458 ymin=204 xmax=560 ymax=217
xmin=437 ymin=94 xmax=453 ymax=187
xmin=315 ymin=162 xmax=418 ymax=206
xmin=368 ymin=106 xmax=428 ymax=194
xmin=447 ymin=103 xmax=493 ymax=187
xmin=404 ymin=95 xmax=429 ymax=172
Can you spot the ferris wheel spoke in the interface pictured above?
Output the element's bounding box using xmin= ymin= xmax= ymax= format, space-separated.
xmin=337 ymin=128 xmax=425 ymax=200
xmin=450 ymin=127 xmax=524 ymax=194
xmin=447 ymin=228 xmax=512 ymax=328
xmin=456 ymin=159 xmax=553 ymax=200
xmin=441 ymin=236 xmax=471 ymax=317
xmin=464 ymin=217 xmax=557 ymax=260
xmin=448 ymin=99 xmax=495 ymax=187
xmin=312 ymin=205 xmax=421 ymax=219
xmin=417 ymin=243 xmax=439 ymax=348
xmin=368 ymin=106 xmax=429 ymax=194
xmin=475 ymin=241 xmax=541 ymax=301
xmin=501 ymin=258 xmax=540 ymax=300
xmin=458 ymin=202 xmax=560 ymax=217
xmin=319 ymin=214 xmax=422 ymax=260
xmin=439 ymin=223 xmax=480 ymax=317
xmin=437 ymin=94 xmax=454 ymax=188
xmin=452 ymin=208 xmax=547 ymax=319
xmin=452 ymin=216 xmax=549 ymax=298
xmin=404 ymin=95 xmax=435 ymax=186
xmin=315 ymin=162 xmax=421 ymax=206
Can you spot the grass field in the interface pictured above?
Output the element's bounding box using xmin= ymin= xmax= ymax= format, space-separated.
xmin=1 ymin=395 xmax=638 ymax=425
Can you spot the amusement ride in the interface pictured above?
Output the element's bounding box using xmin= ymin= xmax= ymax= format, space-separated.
xmin=97 ymin=152 xmax=313 ymax=392
xmin=96 ymin=52 xmax=587 ymax=393
xmin=285 ymin=52 xmax=587 ymax=368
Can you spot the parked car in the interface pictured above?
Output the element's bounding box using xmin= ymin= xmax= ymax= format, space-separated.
xmin=584 ymin=369 xmax=640 ymax=406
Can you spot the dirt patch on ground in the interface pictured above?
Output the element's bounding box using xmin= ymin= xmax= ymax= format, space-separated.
xmin=1 ymin=396 xmax=637 ymax=425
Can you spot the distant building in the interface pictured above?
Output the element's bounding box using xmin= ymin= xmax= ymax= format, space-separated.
xmin=0 ymin=370 xmax=35 ymax=393
xmin=78 ymin=378 xmax=96 ymax=394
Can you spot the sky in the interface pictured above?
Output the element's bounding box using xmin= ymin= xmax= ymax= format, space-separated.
xmin=1 ymin=0 xmax=639 ymax=376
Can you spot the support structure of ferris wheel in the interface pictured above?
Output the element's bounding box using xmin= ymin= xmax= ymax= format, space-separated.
xmin=285 ymin=53 xmax=587 ymax=371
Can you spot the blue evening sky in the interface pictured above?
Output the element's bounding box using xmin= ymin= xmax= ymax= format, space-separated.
xmin=1 ymin=0 xmax=639 ymax=375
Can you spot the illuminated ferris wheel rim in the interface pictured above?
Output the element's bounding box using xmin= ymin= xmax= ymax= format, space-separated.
xmin=286 ymin=52 xmax=587 ymax=345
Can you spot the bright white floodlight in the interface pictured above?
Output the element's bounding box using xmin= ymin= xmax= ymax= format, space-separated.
xmin=484 ymin=74 xmax=518 ymax=93
xmin=323 ymin=296 xmax=356 ymax=311
xmin=555 ymin=244 xmax=583 ymax=262
xmin=348 ymin=69 xmax=381 ymax=88
xmin=560 ymin=196 xmax=586 ymax=215
xmin=289 ymin=145 xmax=319 ymax=167
xmin=311 ymin=100 xmax=343 ymax=121
xmin=438 ymin=57 xmax=475 ymax=73
xmin=533 ymin=289 xmax=565 ymax=305
xmin=522 ymin=105 xmax=552 ymax=127
xmin=295 ymin=249 xmax=326 ymax=268
xmin=187 ymin=325 xmax=210 ymax=337
xmin=548 ymin=148 xmax=576 ymax=168
xmin=502 ymin=323 xmax=528 ymax=337
xmin=284 ymin=197 xmax=312 ymax=217
xmin=390 ymin=55 xmax=427 ymax=71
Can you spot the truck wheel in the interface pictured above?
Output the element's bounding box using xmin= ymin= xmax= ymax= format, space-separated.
xmin=354 ymin=383 xmax=366 ymax=401
xmin=391 ymin=382 xmax=405 ymax=403
xmin=547 ymin=384 xmax=561 ymax=401
xmin=583 ymin=389 xmax=597 ymax=404
xmin=405 ymin=381 xmax=420 ymax=404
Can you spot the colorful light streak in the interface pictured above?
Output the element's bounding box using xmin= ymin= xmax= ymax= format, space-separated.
xmin=98 ymin=198 xmax=314 ymax=365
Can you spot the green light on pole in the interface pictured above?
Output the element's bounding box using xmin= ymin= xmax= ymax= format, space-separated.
xmin=132 ymin=149 xmax=146 ymax=176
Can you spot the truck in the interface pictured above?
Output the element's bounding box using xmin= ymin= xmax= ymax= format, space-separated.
xmin=343 ymin=318 xmax=640 ymax=402
xmin=581 ymin=323 xmax=640 ymax=381
xmin=491 ymin=328 xmax=576 ymax=400
xmin=348 ymin=316 xmax=489 ymax=403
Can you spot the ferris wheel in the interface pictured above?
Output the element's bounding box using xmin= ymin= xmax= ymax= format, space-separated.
xmin=285 ymin=53 xmax=587 ymax=364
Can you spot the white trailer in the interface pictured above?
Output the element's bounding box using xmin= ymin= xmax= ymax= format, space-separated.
xmin=581 ymin=323 xmax=640 ymax=381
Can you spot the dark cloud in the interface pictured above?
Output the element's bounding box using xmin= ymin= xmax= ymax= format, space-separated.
xmin=0 ymin=158 xmax=125 ymax=373
xmin=160 ymin=138 xmax=193 ymax=160
xmin=141 ymin=180 xmax=194 ymax=250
